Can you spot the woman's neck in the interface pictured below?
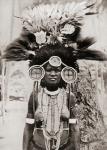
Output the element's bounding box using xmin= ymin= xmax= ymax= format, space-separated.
xmin=46 ymin=85 xmax=59 ymax=91
xmin=44 ymin=87 xmax=60 ymax=96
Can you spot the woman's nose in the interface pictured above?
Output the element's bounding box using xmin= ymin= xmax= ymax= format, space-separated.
xmin=50 ymin=70 xmax=56 ymax=76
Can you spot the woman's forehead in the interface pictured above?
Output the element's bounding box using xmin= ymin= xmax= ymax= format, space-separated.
xmin=45 ymin=63 xmax=62 ymax=70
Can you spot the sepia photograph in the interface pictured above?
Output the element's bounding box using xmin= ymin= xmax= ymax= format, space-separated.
xmin=0 ymin=0 xmax=107 ymax=150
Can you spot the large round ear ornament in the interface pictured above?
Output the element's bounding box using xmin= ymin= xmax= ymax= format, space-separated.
xmin=29 ymin=65 xmax=45 ymax=81
xmin=61 ymin=66 xmax=77 ymax=84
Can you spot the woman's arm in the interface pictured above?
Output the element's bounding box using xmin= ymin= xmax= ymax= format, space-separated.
xmin=68 ymin=93 xmax=80 ymax=150
xmin=23 ymin=92 xmax=38 ymax=150
xmin=69 ymin=121 xmax=80 ymax=150
xmin=23 ymin=123 xmax=34 ymax=150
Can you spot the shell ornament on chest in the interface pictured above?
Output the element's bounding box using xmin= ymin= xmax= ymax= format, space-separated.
xmin=35 ymin=88 xmax=69 ymax=150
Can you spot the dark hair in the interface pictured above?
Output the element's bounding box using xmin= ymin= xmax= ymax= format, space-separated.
xmin=29 ymin=44 xmax=79 ymax=72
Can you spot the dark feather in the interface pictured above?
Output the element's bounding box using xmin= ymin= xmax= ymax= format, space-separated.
xmin=86 ymin=3 xmax=95 ymax=9
xmin=2 ymin=29 xmax=38 ymax=61
xmin=77 ymin=49 xmax=107 ymax=61
xmin=2 ymin=39 xmax=29 ymax=61
xmin=77 ymin=37 xmax=95 ymax=49
xmin=85 ymin=12 xmax=98 ymax=15
xmin=85 ymin=2 xmax=98 ymax=15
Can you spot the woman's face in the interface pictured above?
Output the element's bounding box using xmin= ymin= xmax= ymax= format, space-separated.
xmin=44 ymin=63 xmax=62 ymax=86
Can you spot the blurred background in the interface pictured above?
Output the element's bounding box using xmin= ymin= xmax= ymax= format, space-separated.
xmin=0 ymin=0 xmax=107 ymax=150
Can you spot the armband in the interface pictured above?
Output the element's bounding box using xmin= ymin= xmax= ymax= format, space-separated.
xmin=26 ymin=118 xmax=35 ymax=124
xmin=69 ymin=118 xmax=78 ymax=124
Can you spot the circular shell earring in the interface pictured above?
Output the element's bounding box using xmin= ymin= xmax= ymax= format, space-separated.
xmin=29 ymin=65 xmax=45 ymax=81
xmin=61 ymin=66 xmax=77 ymax=84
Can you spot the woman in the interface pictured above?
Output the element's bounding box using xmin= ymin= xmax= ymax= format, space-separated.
xmin=2 ymin=1 xmax=107 ymax=150
xmin=23 ymin=53 xmax=80 ymax=150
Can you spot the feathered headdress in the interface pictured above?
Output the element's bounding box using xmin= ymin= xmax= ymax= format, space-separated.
xmin=3 ymin=1 xmax=107 ymax=71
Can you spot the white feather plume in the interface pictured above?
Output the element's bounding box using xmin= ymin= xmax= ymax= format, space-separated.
xmin=22 ymin=1 xmax=95 ymax=33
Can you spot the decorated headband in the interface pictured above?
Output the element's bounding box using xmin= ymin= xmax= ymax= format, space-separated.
xmin=29 ymin=56 xmax=77 ymax=83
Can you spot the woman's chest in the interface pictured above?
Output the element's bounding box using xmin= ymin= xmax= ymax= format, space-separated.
xmin=35 ymin=89 xmax=69 ymax=132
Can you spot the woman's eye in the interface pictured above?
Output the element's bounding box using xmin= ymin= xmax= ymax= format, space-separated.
xmin=46 ymin=69 xmax=60 ymax=73
xmin=46 ymin=68 xmax=52 ymax=72
xmin=56 ymin=69 xmax=61 ymax=72
xmin=45 ymin=65 xmax=62 ymax=72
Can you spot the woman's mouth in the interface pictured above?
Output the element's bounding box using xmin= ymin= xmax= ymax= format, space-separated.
xmin=49 ymin=78 xmax=56 ymax=81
